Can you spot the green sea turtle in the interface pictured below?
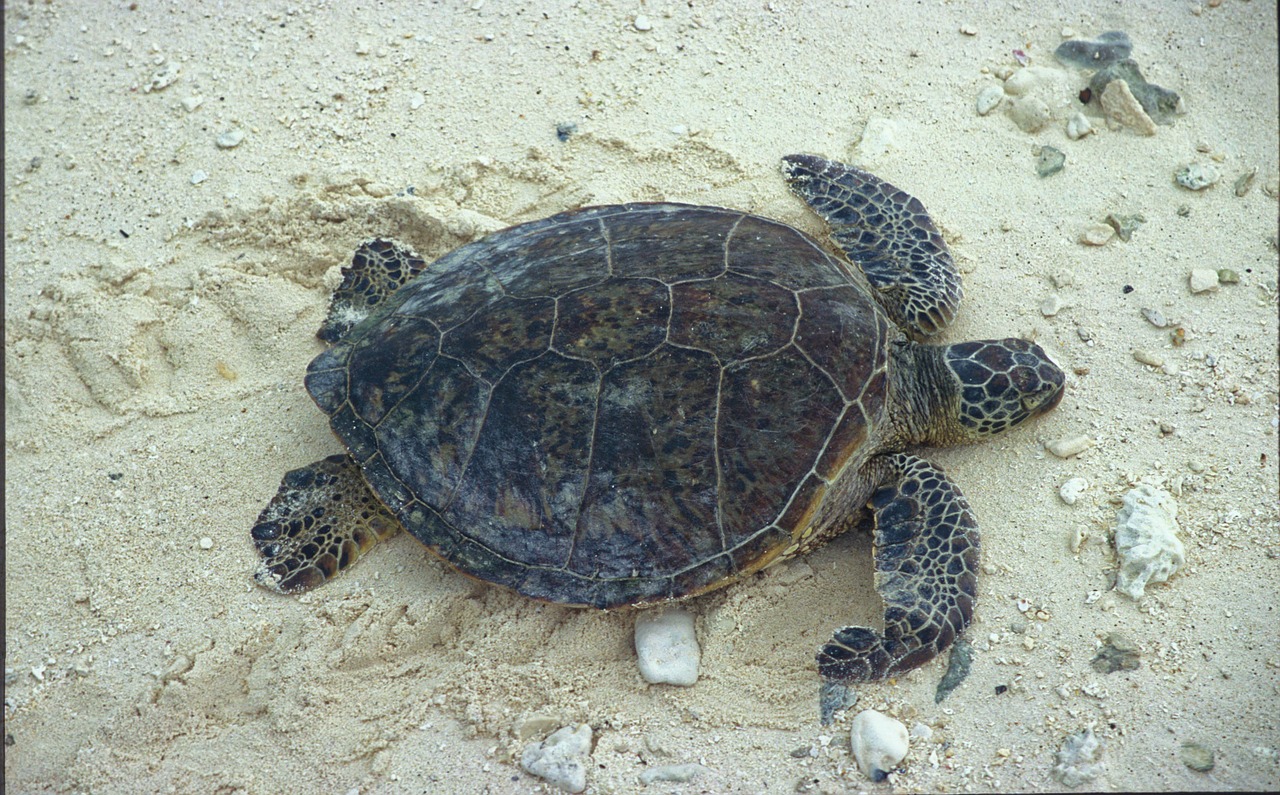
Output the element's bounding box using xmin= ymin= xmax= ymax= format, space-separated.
xmin=250 ymin=154 xmax=1065 ymax=698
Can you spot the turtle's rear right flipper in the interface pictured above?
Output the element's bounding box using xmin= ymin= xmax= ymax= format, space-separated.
xmin=318 ymin=239 xmax=427 ymax=343
xmin=251 ymin=453 xmax=401 ymax=594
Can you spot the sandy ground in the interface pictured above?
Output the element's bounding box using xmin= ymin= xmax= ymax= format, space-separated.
xmin=5 ymin=1 xmax=1279 ymax=793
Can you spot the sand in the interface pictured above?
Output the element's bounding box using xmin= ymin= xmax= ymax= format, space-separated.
xmin=5 ymin=1 xmax=1278 ymax=792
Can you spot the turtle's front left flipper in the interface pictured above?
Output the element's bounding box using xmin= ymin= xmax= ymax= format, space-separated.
xmin=251 ymin=453 xmax=402 ymax=594
xmin=781 ymin=154 xmax=962 ymax=340
xmin=818 ymin=453 xmax=979 ymax=687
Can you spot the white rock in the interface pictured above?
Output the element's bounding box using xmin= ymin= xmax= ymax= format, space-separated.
xmin=1079 ymin=223 xmax=1114 ymax=246
xmin=634 ymin=608 xmax=700 ymax=685
xmin=1113 ymin=484 xmax=1185 ymax=599
xmin=1007 ymin=96 xmax=1051 ymax=132
xmin=850 ymin=709 xmax=908 ymax=781
xmin=976 ymin=84 xmax=1004 ymax=116
xmin=1046 ymin=435 xmax=1093 ymax=458
xmin=1059 ymin=477 xmax=1088 ymax=505
xmin=855 ymin=117 xmax=899 ymax=163
xmin=521 ymin=724 xmax=592 ymax=793
xmin=216 ymin=129 xmax=245 ymax=149
xmin=1052 ymin=727 xmax=1104 ymax=787
xmin=1188 ymin=268 xmax=1220 ymax=294
xmin=1039 ymin=294 xmax=1064 ymax=317
xmin=632 ymin=15 xmax=652 ymax=32
xmin=1065 ymin=112 xmax=1093 ymax=140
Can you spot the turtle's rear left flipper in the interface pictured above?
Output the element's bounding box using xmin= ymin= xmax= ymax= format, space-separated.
xmin=251 ymin=453 xmax=401 ymax=594
xmin=817 ymin=453 xmax=979 ymax=686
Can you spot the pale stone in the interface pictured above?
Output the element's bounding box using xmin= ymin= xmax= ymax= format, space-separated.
xmin=635 ymin=608 xmax=700 ymax=685
xmin=976 ymin=84 xmax=1004 ymax=116
xmin=850 ymin=710 xmax=909 ymax=781
xmin=1100 ymin=79 xmax=1156 ymax=136
xmin=1066 ymin=112 xmax=1094 ymax=140
xmin=1188 ymin=268 xmax=1220 ymax=294
xmin=1113 ymin=484 xmax=1185 ymax=599
xmin=521 ymin=724 xmax=592 ymax=793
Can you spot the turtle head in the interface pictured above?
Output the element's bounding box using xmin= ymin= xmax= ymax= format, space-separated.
xmin=923 ymin=338 xmax=1065 ymax=444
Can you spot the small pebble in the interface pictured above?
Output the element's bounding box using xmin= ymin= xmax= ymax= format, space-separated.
xmin=180 ymin=95 xmax=204 ymax=112
xmin=555 ymin=122 xmax=578 ymax=142
xmin=1051 ymin=270 xmax=1074 ymax=289
xmin=975 ymin=84 xmax=1004 ymax=116
xmin=1065 ymin=112 xmax=1093 ymax=140
xmin=1140 ymin=307 xmax=1169 ymax=328
xmin=850 ymin=710 xmax=908 ymax=781
xmin=959 ymin=24 xmax=978 ymax=36
xmin=1035 ymin=146 xmax=1066 ymax=177
xmin=1234 ymin=167 xmax=1257 ymax=197
xmin=634 ymin=608 xmax=700 ymax=686
xmin=1052 ymin=728 xmax=1104 ymax=787
xmin=1105 ymin=213 xmax=1144 ymax=242
xmin=199 ymin=537 xmax=214 ymax=550
xmin=1091 ymin=632 xmax=1141 ymax=673
xmin=935 ymin=638 xmax=973 ymax=703
xmin=1039 ymin=294 xmax=1063 ymax=317
xmin=1132 ymin=349 xmax=1164 ymax=368
xmin=1188 ymin=268 xmax=1220 ymax=294
xmin=1079 ymin=223 xmax=1115 ymax=246
xmin=638 ymin=764 xmax=709 ymax=785
xmin=216 ymin=129 xmax=245 ymax=149
xmin=1180 ymin=742 xmax=1215 ymax=772
xmin=1216 ymin=268 xmax=1239 ymax=285
xmin=1059 ymin=477 xmax=1089 ymax=505
xmin=1046 ymin=435 xmax=1093 ymax=459
xmin=632 ymin=15 xmax=652 ymax=31
xmin=190 ymin=170 xmax=208 ymax=185
xmin=521 ymin=724 xmax=592 ymax=793
xmin=1176 ymin=163 xmax=1221 ymax=191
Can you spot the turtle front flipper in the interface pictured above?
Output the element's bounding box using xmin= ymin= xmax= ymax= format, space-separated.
xmin=818 ymin=453 xmax=979 ymax=692
xmin=781 ymin=154 xmax=962 ymax=340
xmin=251 ymin=454 xmax=402 ymax=594
xmin=318 ymin=239 xmax=427 ymax=343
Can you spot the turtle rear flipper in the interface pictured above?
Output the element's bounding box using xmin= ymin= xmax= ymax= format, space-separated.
xmin=318 ymin=239 xmax=427 ymax=343
xmin=817 ymin=453 xmax=979 ymax=694
xmin=251 ymin=454 xmax=401 ymax=594
xmin=782 ymin=154 xmax=963 ymax=340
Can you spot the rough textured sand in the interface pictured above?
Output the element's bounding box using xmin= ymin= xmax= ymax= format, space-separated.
xmin=5 ymin=2 xmax=1278 ymax=793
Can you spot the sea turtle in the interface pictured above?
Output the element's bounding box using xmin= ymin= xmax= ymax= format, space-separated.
xmin=250 ymin=154 xmax=1065 ymax=698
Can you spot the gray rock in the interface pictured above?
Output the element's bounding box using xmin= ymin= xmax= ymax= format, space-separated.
xmin=1177 ymin=163 xmax=1222 ymax=191
xmin=935 ymin=638 xmax=973 ymax=703
xmin=1180 ymin=742 xmax=1215 ymax=772
xmin=1089 ymin=59 xmax=1181 ymax=124
xmin=1055 ymin=31 xmax=1132 ymax=68
xmin=1036 ymin=146 xmax=1066 ymax=177
xmin=1091 ymin=632 xmax=1141 ymax=673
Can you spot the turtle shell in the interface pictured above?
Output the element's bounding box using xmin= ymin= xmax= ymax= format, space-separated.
xmin=304 ymin=203 xmax=895 ymax=608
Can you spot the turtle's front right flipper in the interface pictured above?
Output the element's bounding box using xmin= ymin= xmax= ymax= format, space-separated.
xmin=251 ymin=453 xmax=401 ymax=594
xmin=817 ymin=453 xmax=979 ymax=688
